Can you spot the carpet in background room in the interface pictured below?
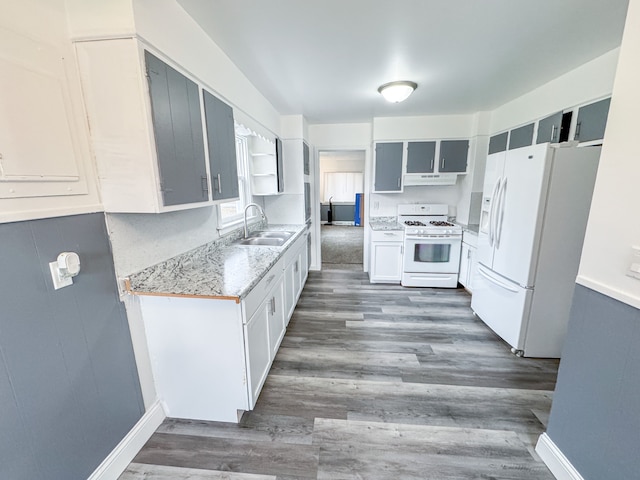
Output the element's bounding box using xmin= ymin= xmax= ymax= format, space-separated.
xmin=321 ymin=224 xmax=363 ymax=266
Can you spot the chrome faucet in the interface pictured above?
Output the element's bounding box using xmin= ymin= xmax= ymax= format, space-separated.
xmin=244 ymin=203 xmax=267 ymax=238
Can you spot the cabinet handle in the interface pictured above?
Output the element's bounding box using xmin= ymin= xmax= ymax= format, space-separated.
xmin=551 ymin=125 xmax=557 ymax=142
xmin=430 ymin=158 xmax=434 ymax=170
xmin=294 ymin=261 xmax=298 ymax=273
xmin=441 ymin=158 xmax=445 ymax=169
xmin=575 ymin=121 xmax=582 ymax=140
xmin=397 ymin=178 xmax=401 ymax=188
xmin=271 ymin=297 xmax=276 ymax=315
xmin=201 ymin=176 xmax=208 ymax=197
xmin=217 ymin=174 xmax=222 ymax=194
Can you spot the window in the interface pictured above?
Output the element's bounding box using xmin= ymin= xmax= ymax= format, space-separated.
xmin=217 ymin=135 xmax=251 ymax=226
xmin=323 ymin=171 xmax=363 ymax=203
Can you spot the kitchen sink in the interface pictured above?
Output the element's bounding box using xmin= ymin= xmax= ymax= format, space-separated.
xmin=236 ymin=237 xmax=286 ymax=246
xmin=235 ymin=231 xmax=294 ymax=246
xmin=250 ymin=231 xmax=295 ymax=240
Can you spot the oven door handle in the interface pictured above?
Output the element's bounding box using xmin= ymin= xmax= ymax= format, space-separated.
xmin=404 ymin=235 xmax=462 ymax=241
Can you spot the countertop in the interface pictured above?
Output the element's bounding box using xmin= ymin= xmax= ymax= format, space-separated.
xmin=459 ymin=223 xmax=480 ymax=235
xmin=125 ymin=224 xmax=306 ymax=301
xmin=369 ymin=216 xmax=404 ymax=231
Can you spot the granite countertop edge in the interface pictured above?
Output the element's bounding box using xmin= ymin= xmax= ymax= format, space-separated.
xmin=126 ymin=224 xmax=307 ymax=301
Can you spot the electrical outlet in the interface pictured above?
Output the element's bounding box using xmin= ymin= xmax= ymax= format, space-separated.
xmin=627 ymin=246 xmax=640 ymax=280
xmin=373 ymin=201 xmax=380 ymax=210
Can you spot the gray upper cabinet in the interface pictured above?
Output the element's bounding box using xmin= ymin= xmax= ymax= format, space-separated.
xmin=439 ymin=140 xmax=469 ymax=173
xmin=203 ymin=90 xmax=239 ymax=202
xmin=574 ymin=98 xmax=611 ymax=143
xmin=275 ymin=137 xmax=284 ymax=193
xmin=509 ymin=123 xmax=534 ymax=150
xmin=406 ymin=141 xmax=436 ymax=173
xmin=145 ymin=51 xmax=208 ymax=206
xmin=303 ymin=142 xmax=310 ymax=176
xmin=374 ymin=142 xmax=403 ymax=192
xmin=488 ymin=132 xmax=508 ymax=154
xmin=536 ymin=112 xmax=563 ymax=144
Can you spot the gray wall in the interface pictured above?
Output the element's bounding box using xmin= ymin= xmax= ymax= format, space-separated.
xmin=320 ymin=203 xmax=356 ymax=223
xmin=0 ymin=213 xmax=144 ymax=480
xmin=546 ymin=285 xmax=640 ymax=479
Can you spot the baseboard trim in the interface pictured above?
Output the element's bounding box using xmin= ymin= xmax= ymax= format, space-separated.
xmin=88 ymin=400 xmax=166 ymax=480
xmin=535 ymin=433 xmax=584 ymax=480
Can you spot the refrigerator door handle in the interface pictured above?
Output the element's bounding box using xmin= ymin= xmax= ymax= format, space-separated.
xmin=478 ymin=266 xmax=519 ymax=293
xmin=489 ymin=178 xmax=502 ymax=247
xmin=495 ymin=177 xmax=508 ymax=249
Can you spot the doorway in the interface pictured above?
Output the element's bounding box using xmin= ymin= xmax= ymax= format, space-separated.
xmin=318 ymin=150 xmax=365 ymax=269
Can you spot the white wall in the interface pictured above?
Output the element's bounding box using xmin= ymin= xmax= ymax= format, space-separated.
xmin=319 ymin=152 xmax=366 ymax=203
xmin=490 ymin=48 xmax=620 ymax=134
xmin=0 ymin=0 xmax=102 ymax=222
xmin=576 ymin=0 xmax=640 ymax=309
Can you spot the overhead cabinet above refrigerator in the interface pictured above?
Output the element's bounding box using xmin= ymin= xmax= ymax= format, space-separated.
xmin=472 ymin=143 xmax=601 ymax=358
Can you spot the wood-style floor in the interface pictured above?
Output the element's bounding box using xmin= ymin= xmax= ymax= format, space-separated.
xmin=121 ymin=269 xmax=559 ymax=479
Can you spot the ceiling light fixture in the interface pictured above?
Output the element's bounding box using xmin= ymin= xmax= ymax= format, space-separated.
xmin=378 ymin=80 xmax=417 ymax=103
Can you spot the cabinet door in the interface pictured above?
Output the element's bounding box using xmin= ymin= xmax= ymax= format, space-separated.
xmin=245 ymin=305 xmax=271 ymax=408
xmin=488 ymin=132 xmax=508 ymax=155
xmin=374 ymin=142 xmax=403 ymax=192
xmin=508 ymin=123 xmax=534 ymax=150
xmin=439 ymin=140 xmax=469 ymax=173
xmin=536 ymin=112 xmax=562 ymax=144
xmin=468 ymin=245 xmax=478 ymax=291
xmin=370 ymin=242 xmax=403 ymax=283
xmin=303 ymin=142 xmax=310 ymax=176
xmin=284 ymin=261 xmax=296 ymax=323
xmin=203 ymin=90 xmax=239 ymax=201
xmin=574 ymin=98 xmax=611 ymax=143
xmin=459 ymin=243 xmax=470 ymax=287
xmin=145 ymin=51 xmax=208 ymax=206
xmin=275 ymin=137 xmax=284 ymax=193
xmin=267 ymin=280 xmax=285 ymax=358
xmin=406 ymin=141 xmax=436 ymax=173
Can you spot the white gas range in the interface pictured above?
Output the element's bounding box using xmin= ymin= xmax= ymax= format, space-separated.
xmin=398 ymin=204 xmax=462 ymax=288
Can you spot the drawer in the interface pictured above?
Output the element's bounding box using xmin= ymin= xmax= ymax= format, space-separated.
xmin=243 ymin=256 xmax=284 ymax=321
xmin=463 ymin=230 xmax=478 ymax=248
xmin=283 ymin=233 xmax=304 ymax=265
xmin=371 ymin=229 xmax=404 ymax=242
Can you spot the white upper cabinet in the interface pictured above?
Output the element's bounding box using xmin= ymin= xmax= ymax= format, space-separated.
xmin=0 ymin=26 xmax=88 ymax=200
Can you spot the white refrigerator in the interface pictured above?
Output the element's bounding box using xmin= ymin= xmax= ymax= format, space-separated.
xmin=471 ymin=143 xmax=600 ymax=358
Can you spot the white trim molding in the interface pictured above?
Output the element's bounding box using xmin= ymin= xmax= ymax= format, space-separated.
xmin=88 ymin=400 xmax=166 ymax=480
xmin=536 ymin=433 xmax=585 ymax=480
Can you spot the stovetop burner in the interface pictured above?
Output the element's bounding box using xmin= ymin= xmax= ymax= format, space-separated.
xmin=404 ymin=220 xmax=426 ymax=226
xmin=429 ymin=221 xmax=456 ymax=227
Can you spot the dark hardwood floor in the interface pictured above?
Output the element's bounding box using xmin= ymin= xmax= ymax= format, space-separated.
xmin=121 ymin=269 xmax=558 ymax=479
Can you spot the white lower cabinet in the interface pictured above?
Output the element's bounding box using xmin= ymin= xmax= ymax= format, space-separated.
xmin=459 ymin=231 xmax=478 ymax=291
xmin=139 ymin=232 xmax=308 ymax=423
xmin=369 ymin=229 xmax=404 ymax=284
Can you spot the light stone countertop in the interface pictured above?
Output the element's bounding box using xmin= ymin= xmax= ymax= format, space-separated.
xmin=126 ymin=224 xmax=306 ymax=301
xmin=458 ymin=223 xmax=480 ymax=235
xmin=369 ymin=216 xmax=404 ymax=231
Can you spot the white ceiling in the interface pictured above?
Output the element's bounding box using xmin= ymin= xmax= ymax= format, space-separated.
xmin=177 ymin=0 xmax=629 ymax=124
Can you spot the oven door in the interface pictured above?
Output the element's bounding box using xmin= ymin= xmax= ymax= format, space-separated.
xmin=403 ymin=235 xmax=462 ymax=274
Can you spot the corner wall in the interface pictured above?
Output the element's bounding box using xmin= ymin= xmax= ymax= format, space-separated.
xmin=0 ymin=213 xmax=144 ymax=480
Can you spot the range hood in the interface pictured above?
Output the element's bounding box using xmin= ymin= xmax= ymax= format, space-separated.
xmin=403 ymin=173 xmax=458 ymax=186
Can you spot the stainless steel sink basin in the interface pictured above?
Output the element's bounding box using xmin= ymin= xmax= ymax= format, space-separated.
xmin=251 ymin=231 xmax=295 ymax=240
xmin=237 ymin=237 xmax=286 ymax=246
